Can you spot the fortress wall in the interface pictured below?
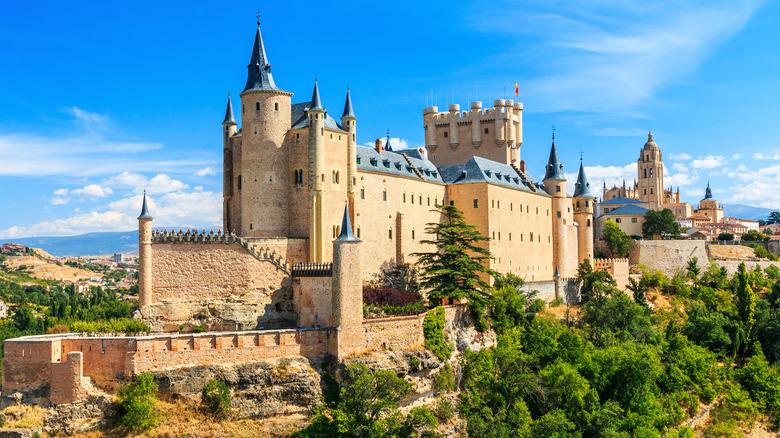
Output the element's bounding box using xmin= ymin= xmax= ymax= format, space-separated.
xmin=242 ymin=237 xmax=308 ymax=264
xmin=151 ymin=242 xmax=290 ymax=302
xmin=629 ymin=240 xmax=707 ymax=277
xmin=131 ymin=329 xmax=329 ymax=373
xmin=713 ymin=260 xmax=780 ymax=276
xmin=361 ymin=314 xmax=425 ymax=351
xmin=60 ymin=337 xmax=136 ymax=392
xmin=1 ymin=337 xmax=61 ymax=393
xmin=594 ymin=258 xmax=630 ymax=290
xmin=294 ymin=276 xmax=333 ymax=328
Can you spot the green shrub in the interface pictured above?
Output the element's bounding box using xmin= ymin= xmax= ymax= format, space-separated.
xmin=69 ymin=318 xmax=150 ymax=334
xmin=550 ymin=297 xmax=564 ymax=307
xmin=117 ymin=373 xmax=160 ymax=430
xmin=202 ymin=379 xmax=232 ymax=420
xmin=423 ymin=306 xmax=452 ymax=362
xmin=433 ymin=363 xmax=455 ymax=393
xmin=192 ymin=325 xmax=204 ymax=333
xmin=434 ymin=396 xmax=455 ymax=422
xmin=409 ymin=356 xmax=421 ymax=371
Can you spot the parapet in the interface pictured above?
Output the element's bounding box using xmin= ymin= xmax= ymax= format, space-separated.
xmin=291 ymin=262 xmax=333 ymax=277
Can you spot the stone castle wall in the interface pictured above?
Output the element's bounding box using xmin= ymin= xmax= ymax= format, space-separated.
xmin=629 ymin=240 xmax=707 ymax=277
xmin=594 ymin=258 xmax=630 ymax=290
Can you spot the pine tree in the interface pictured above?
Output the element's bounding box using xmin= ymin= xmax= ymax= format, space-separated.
xmin=413 ymin=205 xmax=493 ymax=320
xmin=735 ymin=262 xmax=756 ymax=341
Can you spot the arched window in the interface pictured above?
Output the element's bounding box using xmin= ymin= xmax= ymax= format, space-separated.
xmin=412 ymin=229 xmax=415 ymax=239
xmin=388 ymin=228 xmax=393 ymax=240
xmin=357 ymin=227 xmax=361 ymax=238
xmin=255 ymin=102 xmax=260 ymax=111
xmin=274 ymin=102 xmax=279 ymax=111
xmin=644 ymin=168 xmax=647 ymax=178
xmin=383 ymin=190 xmax=387 ymax=201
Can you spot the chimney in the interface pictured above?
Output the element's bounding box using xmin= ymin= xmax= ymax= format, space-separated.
xmin=375 ymin=138 xmax=383 ymax=153
xmin=519 ymin=160 xmax=526 ymax=173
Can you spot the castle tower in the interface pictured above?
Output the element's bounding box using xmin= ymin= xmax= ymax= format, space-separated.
xmin=543 ymin=136 xmax=569 ymax=278
xmin=637 ymin=130 xmax=664 ymax=209
xmin=340 ymin=88 xmax=357 ymax=230
xmin=331 ymin=204 xmax=362 ymax=358
xmin=307 ymin=79 xmax=327 ymax=261
xmin=137 ymin=192 xmax=153 ymax=307
xmin=237 ymin=22 xmax=293 ymax=237
xmin=222 ymin=94 xmax=237 ymax=232
xmin=573 ymin=159 xmax=595 ymax=265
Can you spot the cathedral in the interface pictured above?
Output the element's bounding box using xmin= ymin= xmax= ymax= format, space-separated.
xmin=221 ymin=23 xmax=596 ymax=281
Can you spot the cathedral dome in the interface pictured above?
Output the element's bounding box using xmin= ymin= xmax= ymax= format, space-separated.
xmin=643 ymin=130 xmax=658 ymax=150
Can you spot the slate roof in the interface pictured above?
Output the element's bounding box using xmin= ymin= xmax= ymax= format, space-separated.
xmin=243 ymin=26 xmax=283 ymax=93
xmin=356 ymin=146 xmax=443 ymax=183
xmin=223 ymin=94 xmax=236 ymax=124
xmin=342 ymin=88 xmax=355 ymax=118
xmin=600 ymin=196 xmax=648 ymax=205
xmin=138 ymin=192 xmax=153 ymax=219
xmin=543 ymin=140 xmax=565 ymax=180
xmin=291 ymin=102 xmax=345 ymax=131
xmin=604 ymin=204 xmax=649 ymax=216
xmin=335 ymin=204 xmax=359 ymax=242
xmin=439 ymin=156 xmax=544 ymax=193
xmin=573 ymin=161 xmax=594 ymax=198
xmin=310 ymin=80 xmax=324 ymax=111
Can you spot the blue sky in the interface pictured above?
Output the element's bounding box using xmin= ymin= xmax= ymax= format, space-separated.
xmin=1 ymin=0 xmax=778 ymax=238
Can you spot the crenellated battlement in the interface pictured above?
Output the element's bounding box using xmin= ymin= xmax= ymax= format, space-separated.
xmin=593 ymin=258 xmax=629 ymax=268
xmin=291 ymin=262 xmax=333 ymax=277
xmin=151 ymin=229 xmax=292 ymax=274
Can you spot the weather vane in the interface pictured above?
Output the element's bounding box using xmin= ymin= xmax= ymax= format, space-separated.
xmin=256 ymin=9 xmax=261 ymax=25
xmin=579 ymin=150 xmax=583 ymax=161
xmin=551 ymin=124 xmax=556 ymax=140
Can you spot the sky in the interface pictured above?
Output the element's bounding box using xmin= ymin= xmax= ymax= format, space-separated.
xmin=1 ymin=0 xmax=779 ymax=238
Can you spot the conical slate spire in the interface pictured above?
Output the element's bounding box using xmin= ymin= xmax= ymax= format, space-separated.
xmin=138 ymin=191 xmax=153 ymax=220
xmin=573 ymin=160 xmax=594 ymax=198
xmin=704 ymin=181 xmax=713 ymax=200
xmin=342 ymin=87 xmax=355 ymax=118
xmin=335 ymin=203 xmax=359 ymax=242
xmin=543 ymin=138 xmax=565 ymax=180
xmin=309 ymin=79 xmax=324 ymax=111
xmin=223 ymin=93 xmax=236 ymax=124
xmin=243 ymin=24 xmax=281 ymax=92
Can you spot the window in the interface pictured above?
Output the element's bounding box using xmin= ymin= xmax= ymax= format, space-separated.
xmin=330 ymin=133 xmax=333 ymax=139
xmin=509 ymin=232 xmax=512 ymax=241
xmin=419 ymin=195 xmax=422 ymax=204
xmin=576 ymin=201 xmax=580 ymax=208
xmin=510 ymin=202 xmax=513 ymax=211
xmin=383 ymin=190 xmax=387 ymax=201
xmin=585 ymin=201 xmax=589 ymax=207
xmin=497 ymin=200 xmax=500 ymax=209
xmin=604 ymin=208 xmax=609 ymax=213
xmin=274 ymin=102 xmax=279 ymax=111
xmin=411 ymin=193 xmax=414 ymax=204
xmin=296 ymin=133 xmax=300 ymax=139
xmin=530 ymin=232 xmax=534 ymax=241
xmin=427 ymin=196 xmax=430 ymax=206
xmin=492 ymin=231 xmax=495 ymax=239
xmin=237 ymin=175 xmax=242 ymax=190
xmin=249 ymin=223 xmax=253 ymax=230
xmin=357 ymin=227 xmax=361 ymax=238
xmin=644 ymin=169 xmax=647 ymax=178
xmin=556 ymin=185 xmax=561 ymax=192
xmin=360 ymin=188 xmax=365 ymax=199
xmin=473 ymin=199 xmax=479 ymax=208
xmin=412 ymin=229 xmax=415 ymax=239
xmin=388 ymin=228 xmax=393 ymax=240
xmin=492 ymin=199 xmax=495 ymax=208
xmin=632 ymin=217 xmax=638 ymax=223
xmin=644 ymin=189 xmax=647 ymax=195
xmin=255 ymin=102 xmax=260 ymax=111
xmin=403 ymin=193 xmax=407 ymax=203
xmin=444 ymin=131 xmax=448 ymax=138
xmin=536 ymin=207 xmax=538 ymax=215
xmin=650 ymin=188 xmax=654 ymax=194
xmin=484 ymin=128 xmax=489 ymax=134
xmin=557 ymin=211 xmax=561 ymax=218
xmin=587 ymin=219 xmax=591 ymax=226
xmin=616 ymin=218 xmax=622 ymax=223
xmin=450 ymin=200 xmax=454 ymax=206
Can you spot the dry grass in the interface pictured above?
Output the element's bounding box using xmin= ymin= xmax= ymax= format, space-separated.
xmin=2 ymin=253 xmax=98 ymax=283
xmin=709 ymin=244 xmax=758 ymax=261
xmin=1 ymin=404 xmax=48 ymax=429
xmin=67 ymin=397 xmax=308 ymax=438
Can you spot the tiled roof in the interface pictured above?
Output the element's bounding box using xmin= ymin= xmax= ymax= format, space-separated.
xmin=600 ymin=196 xmax=648 ymax=205
xmin=291 ymin=102 xmax=345 ymax=131
xmin=605 ymin=204 xmax=649 ymax=216
xmin=439 ymin=156 xmax=544 ymax=193
xmin=356 ymin=146 xmax=443 ymax=183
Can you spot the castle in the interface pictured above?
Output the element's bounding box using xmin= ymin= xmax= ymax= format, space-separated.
xmin=222 ymin=22 xmax=595 ymax=283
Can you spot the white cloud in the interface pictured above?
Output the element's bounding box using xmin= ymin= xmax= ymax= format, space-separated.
xmin=0 ymin=211 xmax=134 ymax=239
xmin=691 ymin=155 xmax=725 ymax=169
xmin=731 ymin=153 xmax=740 ymax=160
xmin=753 ymin=152 xmax=780 ymax=160
xmin=71 ymin=184 xmax=113 ymax=198
xmin=666 ymin=173 xmax=696 ymax=187
xmin=194 ymin=166 xmax=216 ymax=177
xmin=669 ymin=153 xmax=692 ymax=161
xmin=672 ymin=162 xmax=689 ymax=172
xmin=726 ymin=162 xmax=780 ymax=208
xmin=106 ymin=172 xmax=189 ymax=194
xmin=361 ymin=137 xmax=416 ymax=151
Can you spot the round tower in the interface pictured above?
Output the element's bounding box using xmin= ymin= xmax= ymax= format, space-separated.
xmin=137 ymin=192 xmax=153 ymax=307
xmin=573 ymin=159 xmax=595 ymax=265
xmin=307 ymin=79 xmax=327 ymax=262
xmin=331 ymin=204 xmax=362 ymax=358
xmin=543 ymin=136 xmax=569 ymax=279
xmin=238 ymin=23 xmax=293 ymax=237
xmin=340 ymin=88 xmax=357 ymax=230
xmin=222 ymin=93 xmax=238 ymax=232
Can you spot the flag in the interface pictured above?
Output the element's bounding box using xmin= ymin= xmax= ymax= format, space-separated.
xmin=515 ymin=81 xmax=519 ymax=97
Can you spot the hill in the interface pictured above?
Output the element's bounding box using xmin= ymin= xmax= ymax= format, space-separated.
xmin=3 ymin=231 xmax=138 ymax=257
xmin=723 ymin=203 xmax=774 ymax=222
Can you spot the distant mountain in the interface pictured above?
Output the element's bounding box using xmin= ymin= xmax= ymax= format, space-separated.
xmin=2 ymin=231 xmax=138 ymax=257
xmin=722 ymin=204 xmax=775 ymax=222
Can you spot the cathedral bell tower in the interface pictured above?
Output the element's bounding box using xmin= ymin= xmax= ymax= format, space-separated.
xmin=637 ymin=131 xmax=664 ymax=209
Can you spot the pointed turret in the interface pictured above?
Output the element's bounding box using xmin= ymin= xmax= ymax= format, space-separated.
xmin=704 ymin=181 xmax=712 ymax=200
xmin=223 ymin=93 xmax=236 ymax=125
xmin=138 ymin=191 xmax=153 ymax=219
xmin=335 ymin=204 xmax=359 ymax=242
xmin=573 ymin=160 xmax=594 ymax=198
xmin=243 ymin=24 xmax=281 ymax=92
xmin=342 ymin=87 xmax=355 ymax=119
xmin=543 ymin=137 xmax=565 ymax=180
xmin=310 ymin=79 xmax=324 ymax=111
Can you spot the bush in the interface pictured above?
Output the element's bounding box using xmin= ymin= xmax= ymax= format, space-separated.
xmin=423 ymin=307 xmax=453 ymax=362
xmin=117 ymin=373 xmax=160 ymax=430
xmin=363 ymin=285 xmax=422 ymax=307
xmin=69 ymin=318 xmax=150 ymax=334
xmin=433 ymin=363 xmax=455 ymax=393
xmin=46 ymin=324 xmax=69 ymax=334
xmin=202 ymin=379 xmax=232 ymax=420
xmin=434 ymin=396 xmax=455 ymax=422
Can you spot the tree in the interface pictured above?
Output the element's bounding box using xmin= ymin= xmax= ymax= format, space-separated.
xmin=735 ymin=263 xmax=757 ymax=342
xmin=642 ymin=208 xmax=681 ymax=239
xmin=742 ymin=230 xmax=769 ymax=242
xmin=764 ymin=228 xmax=774 ymax=236
xmin=717 ymin=232 xmax=734 ymax=242
xmin=117 ymin=373 xmax=160 ymax=430
xmin=767 ymin=211 xmax=780 ymax=225
xmin=759 ymin=219 xmax=767 ymax=226
xmin=603 ymin=220 xmax=633 ymax=258
xmin=414 ymin=205 xmax=493 ymax=317
xmin=577 ymin=259 xmax=616 ymax=303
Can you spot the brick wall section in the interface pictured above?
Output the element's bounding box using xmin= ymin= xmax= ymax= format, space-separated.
xmin=151 ymin=243 xmax=291 ymax=302
xmin=2 ymin=338 xmax=61 ymax=393
xmin=629 ymin=240 xmax=707 ymax=277
xmin=60 ymin=338 xmax=137 ymax=392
